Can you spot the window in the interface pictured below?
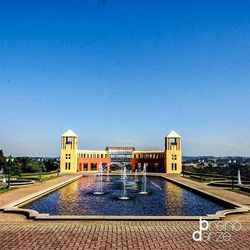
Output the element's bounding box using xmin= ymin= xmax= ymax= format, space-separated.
xmin=83 ymin=163 xmax=88 ymax=171
xmin=101 ymin=154 xmax=103 ymax=158
xmin=172 ymin=154 xmax=177 ymax=160
xmin=170 ymin=138 xmax=176 ymax=145
xmin=65 ymin=154 xmax=71 ymax=159
xmin=91 ymin=163 xmax=97 ymax=171
xmin=65 ymin=162 xmax=71 ymax=170
xmin=171 ymin=163 xmax=177 ymax=171
xmin=66 ymin=137 xmax=72 ymax=144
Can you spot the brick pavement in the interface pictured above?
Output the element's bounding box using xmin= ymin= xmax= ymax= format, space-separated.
xmin=0 ymin=214 xmax=249 ymax=250
xmin=1 ymin=174 xmax=250 ymax=249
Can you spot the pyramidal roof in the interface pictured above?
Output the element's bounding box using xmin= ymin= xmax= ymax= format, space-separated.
xmin=62 ymin=129 xmax=78 ymax=137
xmin=166 ymin=130 xmax=181 ymax=138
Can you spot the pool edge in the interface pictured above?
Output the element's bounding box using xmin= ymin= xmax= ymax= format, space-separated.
xmin=1 ymin=173 xmax=249 ymax=221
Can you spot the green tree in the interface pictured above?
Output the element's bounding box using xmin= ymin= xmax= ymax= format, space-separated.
xmin=0 ymin=150 xmax=6 ymax=171
xmin=27 ymin=160 xmax=46 ymax=173
xmin=44 ymin=159 xmax=59 ymax=172
xmin=15 ymin=157 xmax=31 ymax=173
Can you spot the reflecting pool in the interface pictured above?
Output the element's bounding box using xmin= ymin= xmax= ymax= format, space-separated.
xmin=23 ymin=176 xmax=229 ymax=216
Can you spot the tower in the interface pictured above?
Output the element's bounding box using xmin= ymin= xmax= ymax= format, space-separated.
xmin=60 ymin=129 xmax=78 ymax=173
xmin=165 ymin=130 xmax=182 ymax=174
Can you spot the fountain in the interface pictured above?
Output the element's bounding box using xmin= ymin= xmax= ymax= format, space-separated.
xmin=134 ymin=169 xmax=139 ymax=182
xmin=93 ymin=163 xmax=105 ymax=195
xmin=139 ymin=163 xmax=148 ymax=195
xmin=118 ymin=166 xmax=130 ymax=200
xmin=106 ymin=166 xmax=110 ymax=181
xmin=238 ymin=169 xmax=242 ymax=185
xmin=103 ymin=163 xmax=110 ymax=182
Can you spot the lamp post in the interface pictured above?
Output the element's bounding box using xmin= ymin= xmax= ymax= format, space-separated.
xmin=57 ymin=158 xmax=60 ymax=177
xmin=228 ymin=159 xmax=236 ymax=190
xmin=208 ymin=161 xmax=214 ymax=181
xmin=38 ymin=158 xmax=44 ymax=181
xmin=6 ymin=157 xmax=14 ymax=189
xmin=198 ymin=159 xmax=205 ymax=182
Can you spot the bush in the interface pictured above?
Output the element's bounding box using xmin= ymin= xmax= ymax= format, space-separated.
xmin=188 ymin=175 xmax=226 ymax=182
xmin=239 ymin=185 xmax=250 ymax=193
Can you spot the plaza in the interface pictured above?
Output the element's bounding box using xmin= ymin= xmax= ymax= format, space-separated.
xmin=0 ymin=174 xmax=250 ymax=249
xmin=1 ymin=129 xmax=250 ymax=249
xmin=1 ymin=1 xmax=250 ymax=249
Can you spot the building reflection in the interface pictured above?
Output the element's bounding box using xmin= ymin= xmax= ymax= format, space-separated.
xmin=57 ymin=181 xmax=78 ymax=214
xmin=163 ymin=181 xmax=184 ymax=215
xmin=57 ymin=177 xmax=103 ymax=215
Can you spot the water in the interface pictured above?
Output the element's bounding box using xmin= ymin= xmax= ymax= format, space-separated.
xmin=134 ymin=170 xmax=138 ymax=182
xmin=238 ymin=169 xmax=242 ymax=185
xmin=139 ymin=163 xmax=148 ymax=194
xmin=93 ymin=163 xmax=104 ymax=195
xmin=106 ymin=165 xmax=110 ymax=182
xmin=23 ymin=176 xmax=230 ymax=216
xmin=118 ymin=167 xmax=130 ymax=200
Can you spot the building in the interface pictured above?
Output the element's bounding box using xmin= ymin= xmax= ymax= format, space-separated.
xmin=60 ymin=129 xmax=182 ymax=174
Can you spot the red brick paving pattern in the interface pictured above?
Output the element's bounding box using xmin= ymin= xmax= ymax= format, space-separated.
xmin=0 ymin=218 xmax=249 ymax=250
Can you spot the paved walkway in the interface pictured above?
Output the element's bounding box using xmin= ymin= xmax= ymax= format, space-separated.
xmin=0 ymin=174 xmax=79 ymax=208
xmin=0 ymin=174 xmax=250 ymax=249
xmin=168 ymin=175 xmax=250 ymax=208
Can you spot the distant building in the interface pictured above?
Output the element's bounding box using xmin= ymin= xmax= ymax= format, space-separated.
xmin=60 ymin=129 xmax=182 ymax=174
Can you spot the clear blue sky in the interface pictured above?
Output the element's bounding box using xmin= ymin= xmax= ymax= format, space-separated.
xmin=0 ymin=0 xmax=250 ymax=157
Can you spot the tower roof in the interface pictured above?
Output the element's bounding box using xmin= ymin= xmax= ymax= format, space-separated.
xmin=166 ymin=130 xmax=181 ymax=138
xmin=62 ymin=129 xmax=78 ymax=137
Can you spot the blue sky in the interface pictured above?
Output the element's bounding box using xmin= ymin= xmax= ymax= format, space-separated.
xmin=0 ymin=0 xmax=250 ymax=157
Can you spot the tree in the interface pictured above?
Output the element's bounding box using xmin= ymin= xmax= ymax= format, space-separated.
xmin=44 ymin=159 xmax=59 ymax=172
xmin=0 ymin=150 xmax=6 ymax=172
xmin=15 ymin=157 xmax=31 ymax=172
xmin=208 ymin=162 xmax=214 ymax=180
xmin=26 ymin=160 xmax=46 ymax=173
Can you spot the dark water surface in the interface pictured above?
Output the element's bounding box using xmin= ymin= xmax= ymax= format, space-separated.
xmin=24 ymin=176 xmax=228 ymax=216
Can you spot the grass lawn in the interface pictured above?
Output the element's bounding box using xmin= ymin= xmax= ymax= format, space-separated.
xmin=183 ymin=175 xmax=227 ymax=183
xmin=1 ymin=171 xmax=59 ymax=185
xmin=17 ymin=173 xmax=58 ymax=181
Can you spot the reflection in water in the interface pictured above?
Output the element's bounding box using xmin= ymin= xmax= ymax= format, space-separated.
xmin=24 ymin=177 xmax=229 ymax=216
xmin=58 ymin=178 xmax=85 ymax=215
xmin=59 ymin=177 xmax=100 ymax=214
xmin=163 ymin=182 xmax=184 ymax=215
